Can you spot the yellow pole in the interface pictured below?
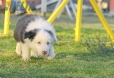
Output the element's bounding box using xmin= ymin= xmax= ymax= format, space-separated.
xmin=20 ymin=0 xmax=33 ymax=14
xmin=4 ymin=0 xmax=11 ymax=35
xmin=47 ymin=0 xmax=70 ymax=23
xmin=74 ymin=0 xmax=83 ymax=41
xmin=90 ymin=0 xmax=114 ymax=42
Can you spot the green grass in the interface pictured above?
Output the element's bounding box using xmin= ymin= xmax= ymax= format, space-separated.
xmin=0 ymin=14 xmax=114 ymax=78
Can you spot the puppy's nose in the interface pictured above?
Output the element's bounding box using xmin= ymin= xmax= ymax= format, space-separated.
xmin=42 ymin=51 xmax=47 ymax=55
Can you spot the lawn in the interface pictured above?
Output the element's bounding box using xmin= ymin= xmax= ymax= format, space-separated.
xmin=0 ymin=14 xmax=114 ymax=78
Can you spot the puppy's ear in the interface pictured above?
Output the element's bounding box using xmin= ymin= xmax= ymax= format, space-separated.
xmin=45 ymin=30 xmax=57 ymax=42
xmin=24 ymin=29 xmax=38 ymax=40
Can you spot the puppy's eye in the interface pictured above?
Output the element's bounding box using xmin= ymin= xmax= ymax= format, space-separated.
xmin=47 ymin=42 xmax=50 ymax=45
xmin=38 ymin=42 xmax=41 ymax=44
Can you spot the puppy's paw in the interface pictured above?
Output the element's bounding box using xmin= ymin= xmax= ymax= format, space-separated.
xmin=47 ymin=56 xmax=54 ymax=60
xmin=16 ymin=51 xmax=22 ymax=56
xmin=16 ymin=42 xmax=22 ymax=55
xmin=22 ymin=57 xmax=31 ymax=61
xmin=30 ymin=51 xmax=38 ymax=58
xmin=31 ymin=54 xmax=38 ymax=58
xmin=16 ymin=47 xmax=22 ymax=55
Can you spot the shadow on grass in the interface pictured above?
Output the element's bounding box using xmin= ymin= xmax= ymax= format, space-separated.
xmin=55 ymin=50 xmax=114 ymax=63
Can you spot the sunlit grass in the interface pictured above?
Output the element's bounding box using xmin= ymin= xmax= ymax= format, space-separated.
xmin=0 ymin=14 xmax=114 ymax=78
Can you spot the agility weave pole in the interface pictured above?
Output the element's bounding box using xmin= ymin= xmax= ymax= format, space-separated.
xmin=74 ymin=0 xmax=83 ymax=41
xmin=4 ymin=0 xmax=11 ymax=35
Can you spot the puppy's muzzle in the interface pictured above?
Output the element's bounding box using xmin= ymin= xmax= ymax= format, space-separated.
xmin=42 ymin=51 xmax=47 ymax=55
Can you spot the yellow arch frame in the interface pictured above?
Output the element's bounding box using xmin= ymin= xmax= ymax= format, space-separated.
xmin=47 ymin=0 xmax=114 ymax=42
xmin=1 ymin=0 xmax=114 ymax=42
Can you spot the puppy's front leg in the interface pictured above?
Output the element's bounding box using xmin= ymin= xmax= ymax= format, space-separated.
xmin=30 ymin=50 xmax=38 ymax=58
xmin=47 ymin=46 xmax=55 ymax=60
xmin=21 ymin=43 xmax=30 ymax=60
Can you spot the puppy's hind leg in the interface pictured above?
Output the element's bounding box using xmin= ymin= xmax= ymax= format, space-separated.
xmin=16 ymin=42 xmax=22 ymax=55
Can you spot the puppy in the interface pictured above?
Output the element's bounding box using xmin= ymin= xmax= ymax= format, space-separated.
xmin=14 ymin=14 xmax=57 ymax=60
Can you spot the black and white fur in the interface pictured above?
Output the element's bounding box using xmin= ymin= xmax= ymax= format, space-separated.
xmin=14 ymin=14 xmax=57 ymax=60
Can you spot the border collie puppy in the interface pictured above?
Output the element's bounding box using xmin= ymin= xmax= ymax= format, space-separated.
xmin=14 ymin=14 xmax=57 ymax=60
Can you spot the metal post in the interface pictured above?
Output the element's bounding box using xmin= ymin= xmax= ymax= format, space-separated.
xmin=4 ymin=0 xmax=11 ymax=35
xmin=74 ymin=0 xmax=83 ymax=41
xmin=41 ymin=0 xmax=47 ymax=16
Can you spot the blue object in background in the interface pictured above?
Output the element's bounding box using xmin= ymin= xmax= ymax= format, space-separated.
xmin=72 ymin=0 xmax=77 ymax=3
xmin=10 ymin=0 xmax=35 ymax=14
